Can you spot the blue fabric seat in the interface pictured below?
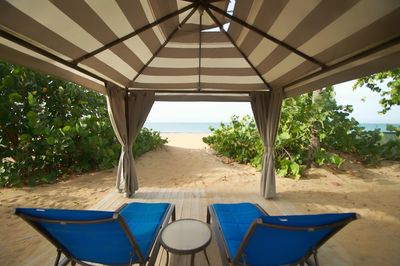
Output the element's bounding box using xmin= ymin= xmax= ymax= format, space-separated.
xmin=120 ymin=202 xmax=170 ymax=260
xmin=15 ymin=202 xmax=174 ymax=266
xmin=209 ymin=202 xmax=358 ymax=266
xmin=212 ymin=203 xmax=265 ymax=259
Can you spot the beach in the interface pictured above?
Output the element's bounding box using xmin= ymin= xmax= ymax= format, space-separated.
xmin=0 ymin=133 xmax=399 ymax=265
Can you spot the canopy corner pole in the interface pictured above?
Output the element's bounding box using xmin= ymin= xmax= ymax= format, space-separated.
xmin=72 ymin=2 xmax=197 ymax=65
xmin=198 ymin=6 xmax=203 ymax=92
xmin=206 ymin=4 xmax=326 ymax=69
xmin=205 ymin=7 xmax=272 ymax=91
xmin=129 ymin=5 xmax=198 ymax=88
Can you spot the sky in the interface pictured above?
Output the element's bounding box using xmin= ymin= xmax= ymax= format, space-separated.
xmin=146 ymin=80 xmax=400 ymax=124
xmin=334 ymin=80 xmax=399 ymax=124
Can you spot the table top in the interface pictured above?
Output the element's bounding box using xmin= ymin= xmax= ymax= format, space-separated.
xmin=160 ymin=219 xmax=212 ymax=254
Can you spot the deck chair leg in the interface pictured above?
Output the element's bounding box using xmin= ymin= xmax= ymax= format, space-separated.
xmin=172 ymin=208 xmax=176 ymax=221
xmin=305 ymin=250 xmax=319 ymax=266
xmin=204 ymin=249 xmax=211 ymax=265
xmin=148 ymin=241 xmax=161 ymax=266
xmin=313 ymin=251 xmax=319 ymax=266
xmin=206 ymin=208 xmax=211 ymax=224
xmin=54 ymin=249 xmax=62 ymax=266
xmin=165 ymin=251 xmax=169 ymax=266
xmin=57 ymin=257 xmax=70 ymax=266
xmin=190 ymin=253 xmax=195 ymax=266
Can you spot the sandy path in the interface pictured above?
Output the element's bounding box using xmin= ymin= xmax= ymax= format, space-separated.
xmin=0 ymin=133 xmax=399 ymax=265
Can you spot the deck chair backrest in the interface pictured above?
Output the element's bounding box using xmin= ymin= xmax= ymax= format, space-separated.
xmin=234 ymin=213 xmax=358 ymax=266
xmin=15 ymin=208 xmax=137 ymax=265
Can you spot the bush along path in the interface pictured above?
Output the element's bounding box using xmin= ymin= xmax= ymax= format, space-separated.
xmin=0 ymin=61 xmax=167 ymax=187
xmin=203 ymin=87 xmax=400 ymax=179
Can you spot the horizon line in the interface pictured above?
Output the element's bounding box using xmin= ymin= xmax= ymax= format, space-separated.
xmin=145 ymin=121 xmax=399 ymax=124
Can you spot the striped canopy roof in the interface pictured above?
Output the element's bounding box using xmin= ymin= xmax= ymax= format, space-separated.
xmin=0 ymin=0 xmax=399 ymax=97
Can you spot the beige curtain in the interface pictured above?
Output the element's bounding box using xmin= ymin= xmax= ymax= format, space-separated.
xmin=106 ymin=82 xmax=155 ymax=197
xmin=251 ymin=89 xmax=283 ymax=199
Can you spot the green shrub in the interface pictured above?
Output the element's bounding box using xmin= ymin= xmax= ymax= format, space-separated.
xmin=204 ymin=88 xmax=400 ymax=179
xmin=0 ymin=61 xmax=167 ymax=187
xmin=203 ymin=115 xmax=262 ymax=166
xmin=133 ymin=128 xmax=168 ymax=158
xmin=379 ymin=125 xmax=400 ymax=160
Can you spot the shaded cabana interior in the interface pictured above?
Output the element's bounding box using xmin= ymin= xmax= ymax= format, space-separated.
xmin=0 ymin=0 xmax=399 ymax=198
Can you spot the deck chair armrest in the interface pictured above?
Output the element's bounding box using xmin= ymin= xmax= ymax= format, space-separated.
xmin=232 ymin=218 xmax=263 ymax=265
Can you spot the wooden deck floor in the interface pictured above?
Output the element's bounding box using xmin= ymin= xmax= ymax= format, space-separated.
xmin=12 ymin=186 xmax=353 ymax=266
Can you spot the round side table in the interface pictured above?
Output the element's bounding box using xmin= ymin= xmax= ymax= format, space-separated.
xmin=160 ymin=219 xmax=212 ymax=266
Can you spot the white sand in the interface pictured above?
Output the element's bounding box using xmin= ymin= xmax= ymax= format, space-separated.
xmin=0 ymin=133 xmax=399 ymax=265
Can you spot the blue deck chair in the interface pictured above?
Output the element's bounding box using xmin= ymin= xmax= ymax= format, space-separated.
xmin=15 ymin=202 xmax=175 ymax=266
xmin=207 ymin=203 xmax=359 ymax=266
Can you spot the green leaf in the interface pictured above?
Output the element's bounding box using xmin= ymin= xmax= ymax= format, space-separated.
xmin=63 ymin=125 xmax=71 ymax=132
xmin=19 ymin=134 xmax=31 ymax=143
xmin=46 ymin=137 xmax=56 ymax=145
xmin=75 ymin=123 xmax=81 ymax=133
xmin=8 ymin=92 xmax=23 ymax=103
xmin=26 ymin=111 xmax=37 ymax=126
xmin=328 ymin=154 xmax=345 ymax=167
xmin=289 ymin=162 xmax=300 ymax=176
xmin=280 ymin=132 xmax=290 ymax=140
xmin=28 ymin=92 xmax=35 ymax=105
xmin=277 ymin=168 xmax=288 ymax=177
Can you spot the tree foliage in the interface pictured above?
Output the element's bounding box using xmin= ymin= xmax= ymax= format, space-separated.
xmin=0 ymin=61 xmax=166 ymax=187
xmin=204 ymin=87 xmax=400 ymax=179
xmin=353 ymin=67 xmax=400 ymax=114
xmin=202 ymin=116 xmax=262 ymax=167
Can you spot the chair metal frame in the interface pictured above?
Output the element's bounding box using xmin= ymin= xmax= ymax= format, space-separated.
xmin=207 ymin=204 xmax=358 ymax=266
xmin=15 ymin=203 xmax=176 ymax=266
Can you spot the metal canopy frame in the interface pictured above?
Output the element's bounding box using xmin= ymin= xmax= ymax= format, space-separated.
xmin=205 ymin=7 xmax=272 ymax=90
xmin=1 ymin=0 xmax=399 ymax=96
xmin=205 ymin=3 xmax=327 ymax=69
xmin=73 ymin=3 xmax=197 ymax=64
xmin=130 ymin=5 xmax=199 ymax=88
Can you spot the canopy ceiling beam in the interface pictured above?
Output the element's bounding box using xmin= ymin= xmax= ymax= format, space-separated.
xmin=206 ymin=3 xmax=327 ymax=69
xmin=72 ymin=2 xmax=196 ymax=64
xmin=198 ymin=8 xmax=203 ymax=91
xmin=205 ymin=7 xmax=272 ymax=91
xmin=129 ymin=89 xmax=258 ymax=94
xmin=0 ymin=29 xmax=106 ymax=84
xmin=183 ymin=0 xmax=225 ymax=3
xmin=283 ymin=35 xmax=400 ymax=93
xmin=155 ymin=92 xmax=251 ymax=102
xmin=129 ymin=6 xmax=198 ymax=87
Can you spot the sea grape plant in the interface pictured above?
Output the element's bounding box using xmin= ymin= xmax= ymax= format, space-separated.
xmin=0 ymin=61 xmax=167 ymax=187
xmin=204 ymin=87 xmax=400 ymax=179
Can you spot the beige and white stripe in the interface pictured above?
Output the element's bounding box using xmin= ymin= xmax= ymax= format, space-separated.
xmin=0 ymin=0 xmax=398 ymax=95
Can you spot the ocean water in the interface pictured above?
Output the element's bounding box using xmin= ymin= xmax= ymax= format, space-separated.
xmin=144 ymin=122 xmax=399 ymax=133
xmin=359 ymin=123 xmax=399 ymax=132
xmin=144 ymin=122 xmax=221 ymax=133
